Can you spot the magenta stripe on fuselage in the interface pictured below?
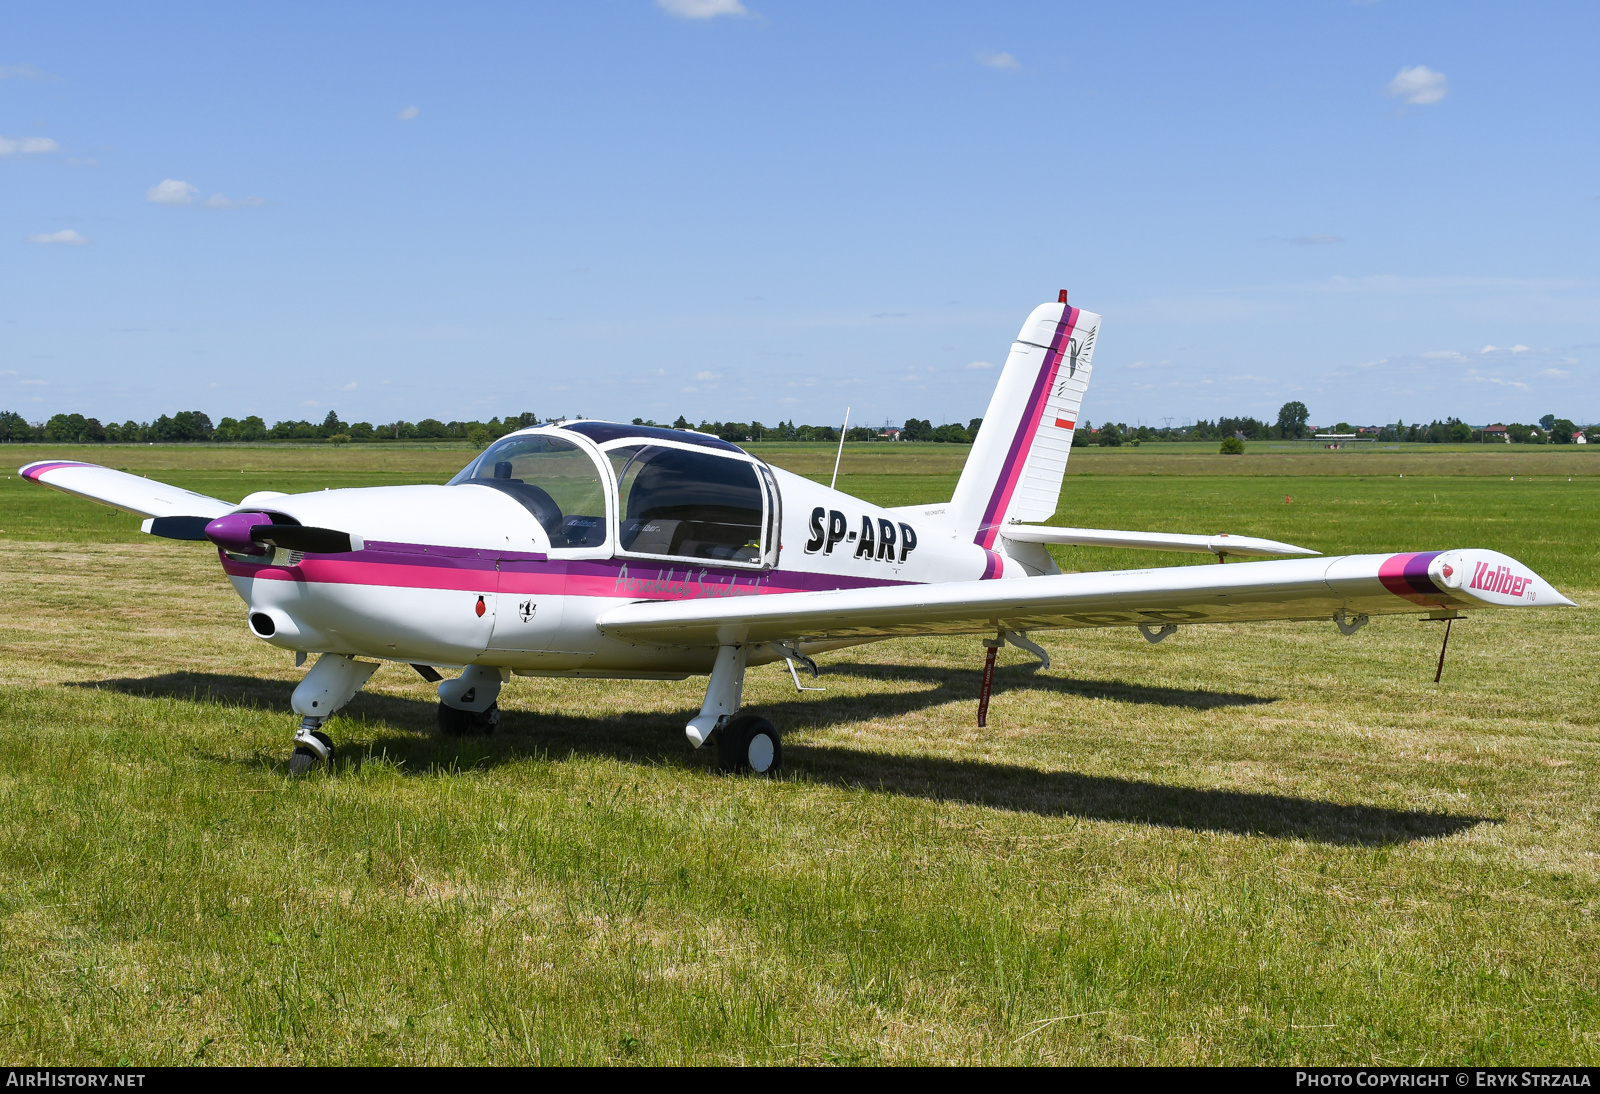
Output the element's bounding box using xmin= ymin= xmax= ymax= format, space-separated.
xmin=974 ymin=306 xmax=1079 ymax=554
xmin=219 ymin=540 xmax=915 ymax=600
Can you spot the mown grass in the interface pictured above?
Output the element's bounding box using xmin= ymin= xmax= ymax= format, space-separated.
xmin=0 ymin=446 xmax=1596 ymax=1064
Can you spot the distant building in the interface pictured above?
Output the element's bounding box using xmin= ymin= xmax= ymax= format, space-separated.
xmin=1484 ymin=424 xmax=1510 ymax=444
xmin=1576 ymin=431 xmax=1588 ymax=445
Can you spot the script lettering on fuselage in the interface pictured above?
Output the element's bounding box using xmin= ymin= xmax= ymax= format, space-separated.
xmin=805 ymin=507 xmax=917 ymax=563
xmin=1470 ymin=561 xmax=1533 ymax=598
xmin=611 ymin=563 xmax=765 ymax=600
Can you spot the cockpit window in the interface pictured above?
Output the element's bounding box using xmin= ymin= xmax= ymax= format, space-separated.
xmin=450 ymin=435 xmax=608 ymax=548
xmin=608 ymin=445 xmax=764 ymax=563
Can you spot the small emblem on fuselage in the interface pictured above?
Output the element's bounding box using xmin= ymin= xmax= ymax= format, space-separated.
xmin=519 ymin=599 xmax=536 ymax=622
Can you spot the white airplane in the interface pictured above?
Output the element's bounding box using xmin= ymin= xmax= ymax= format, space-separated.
xmin=21 ymin=293 xmax=1576 ymax=775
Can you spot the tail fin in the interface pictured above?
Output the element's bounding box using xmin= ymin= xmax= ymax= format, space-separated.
xmin=949 ymin=295 xmax=1101 ymax=553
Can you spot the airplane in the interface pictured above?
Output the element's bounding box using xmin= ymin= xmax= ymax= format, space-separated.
xmin=19 ymin=292 xmax=1576 ymax=776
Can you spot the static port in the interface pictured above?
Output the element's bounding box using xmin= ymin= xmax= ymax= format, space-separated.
xmin=249 ymin=612 xmax=276 ymax=637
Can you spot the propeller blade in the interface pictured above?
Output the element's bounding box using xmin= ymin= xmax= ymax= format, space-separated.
xmin=251 ymin=524 xmax=362 ymax=554
xmin=141 ymin=515 xmax=213 ymax=541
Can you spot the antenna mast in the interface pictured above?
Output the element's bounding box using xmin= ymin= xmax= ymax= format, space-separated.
xmin=830 ymin=406 xmax=850 ymax=490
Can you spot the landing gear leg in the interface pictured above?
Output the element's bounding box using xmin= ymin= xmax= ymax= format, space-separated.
xmin=437 ymin=665 xmax=506 ymax=737
xmin=286 ymin=654 xmax=380 ymax=774
xmin=686 ymin=644 xmax=747 ymax=749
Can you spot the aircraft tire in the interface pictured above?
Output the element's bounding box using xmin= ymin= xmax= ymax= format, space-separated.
xmin=438 ymin=701 xmax=499 ymax=737
xmin=288 ymin=730 xmax=334 ymax=776
xmin=717 ymin=715 xmax=781 ymax=776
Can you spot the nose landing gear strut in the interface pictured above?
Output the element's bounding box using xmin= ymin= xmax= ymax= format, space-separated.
xmin=286 ymin=654 xmax=380 ymax=774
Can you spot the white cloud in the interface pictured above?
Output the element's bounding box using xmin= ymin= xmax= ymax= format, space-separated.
xmin=19 ymin=378 xmax=46 ymax=386
xmin=1420 ymin=350 xmax=1464 ymax=360
xmin=1481 ymin=345 xmax=1498 ymax=354
xmin=657 ymin=0 xmax=747 ymax=18
xmin=1511 ymin=344 xmax=1531 ymax=353
xmin=0 ymin=64 xmax=51 ymax=80
xmin=147 ymin=179 xmax=198 ymax=205
xmin=1539 ymin=368 xmax=1570 ymax=379
xmin=964 ymin=360 xmax=994 ymax=370
xmin=205 ymin=193 xmax=266 ymax=209
xmin=1386 ymin=65 xmax=1448 ymax=105
xmin=26 ymin=229 xmax=88 ymax=246
xmin=397 ymin=106 xmax=419 ymax=121
xmin=977 ymin=51 xmax=1021 ymax=71
xmin=341 ymin=382 xmax=358 ymax=391
xmin=0 ymin=136 xmax=59 ymax=155
xmin=694 ymin=370 xmax=721 ymax=381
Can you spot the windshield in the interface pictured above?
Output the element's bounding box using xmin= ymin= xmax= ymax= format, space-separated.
xmin=450 ymin=434 xmax=608 ymax=548
xmin=608 ymin=444 xmax=764 ymax=563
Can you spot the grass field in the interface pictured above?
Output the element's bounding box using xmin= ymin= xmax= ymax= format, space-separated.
xmin=1 ymin=442 xmax=1597 ymax=1064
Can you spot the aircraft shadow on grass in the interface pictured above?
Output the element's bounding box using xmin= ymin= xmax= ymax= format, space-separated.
xmin=71 ymin=669 xmax=1487 ymax=847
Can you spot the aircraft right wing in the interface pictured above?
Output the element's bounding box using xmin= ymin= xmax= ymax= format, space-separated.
xmin=596 ymin=549 xmax=1574 ymax=648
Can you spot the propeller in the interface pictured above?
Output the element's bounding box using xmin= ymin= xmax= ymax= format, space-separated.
xmin=202 ymin=511 xmax=363 ymax=555
xmin=252 ymin=524 xmax=361 ymax=554
xmin=142 ymin=516 xmax=213 ymax=541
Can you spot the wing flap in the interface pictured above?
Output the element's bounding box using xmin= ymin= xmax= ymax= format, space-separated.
xmin=595 ymin=549 xmax=1572 ymax=647
xmin=20 ymin=460 xmax=233 ymax=520
xmin=1001 ymin=525 xmax=1318 ymax=558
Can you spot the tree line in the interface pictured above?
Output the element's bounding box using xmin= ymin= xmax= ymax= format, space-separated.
xmin=3 ymin=400 xmax=1586 ymax=448
xmin=1074 ymin=402 xmax=1591 ymax=447
xmin=0 ymin=409 xmax=987 ymax=446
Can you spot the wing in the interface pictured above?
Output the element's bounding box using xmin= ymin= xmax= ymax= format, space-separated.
xmin=20 ymin=461 xmax=233 ymax=524
xmin=596 ymin=549 xmax=1574 ymax=647
xmin=1000 ymin=525 xmax=1318 ymax=558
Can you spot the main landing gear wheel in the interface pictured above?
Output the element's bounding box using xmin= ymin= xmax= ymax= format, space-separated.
xmin=288 ymin=730 xmax=334 ymax=776
xmin=438 ymin=702 xmax=500 ymax=737
xmin=717 ymin=715 xmax=781 ymax=776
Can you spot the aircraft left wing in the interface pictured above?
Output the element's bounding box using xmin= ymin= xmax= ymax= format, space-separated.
xmin=20 ymin=460 xmax=233 ymax=538
xmin=596 ymin=549 xmax=1574 ymax=647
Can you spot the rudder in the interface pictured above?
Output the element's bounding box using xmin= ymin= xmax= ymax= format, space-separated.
xmin=949 ymin=294 xmax=1101 ymax=555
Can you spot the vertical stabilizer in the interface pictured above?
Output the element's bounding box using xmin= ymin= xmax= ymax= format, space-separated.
xmin=949 ymin=296 xmax=1101 ymax=564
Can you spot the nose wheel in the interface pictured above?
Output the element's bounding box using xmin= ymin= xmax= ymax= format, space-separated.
xmin=288 ymin=719 xmax=334 ymax=775
xmin=717 ymin=715 xmax=781 ymax=776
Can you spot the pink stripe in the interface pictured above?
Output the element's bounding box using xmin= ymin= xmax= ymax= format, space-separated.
xmin=222 ymin=552 xmax=914 ymax=600
xmin=21 ymin=461 xmax=94 ymax=482
xmin=975 ymin=306 xmax=1079 ymax=553
xmin=1377 ymin=551 xmax=1448 ymax=606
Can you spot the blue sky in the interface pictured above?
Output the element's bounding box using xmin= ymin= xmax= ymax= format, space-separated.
xmin=4 ymin=1 xmax=1597 ymax=430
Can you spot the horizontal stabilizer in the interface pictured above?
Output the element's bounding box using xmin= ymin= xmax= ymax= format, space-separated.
xmin=20 ymin=460 xmax=232 ymax=520
xmin=1001 ymin=525 xmax=1319 ymax=558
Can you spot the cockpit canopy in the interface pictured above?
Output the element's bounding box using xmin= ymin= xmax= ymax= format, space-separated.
xmin=449 ymin=425 xmax=778 ymax=566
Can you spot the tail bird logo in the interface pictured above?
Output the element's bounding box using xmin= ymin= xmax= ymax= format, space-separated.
xmin=1066 ymin=327 xmax=1095 ymax=379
